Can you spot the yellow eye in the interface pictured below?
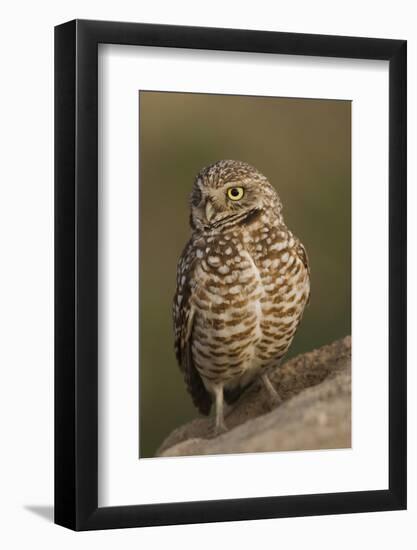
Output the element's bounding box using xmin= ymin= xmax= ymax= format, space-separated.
xmin=227 ymin=187 xmax=244 ymax=201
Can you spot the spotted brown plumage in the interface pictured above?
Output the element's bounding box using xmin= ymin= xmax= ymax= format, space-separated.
xmin=173 ymin=160 xmax=310 ymax=434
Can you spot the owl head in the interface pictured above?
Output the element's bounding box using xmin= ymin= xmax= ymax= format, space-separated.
xmin=189 ymin=160 xmax=283 ymax=232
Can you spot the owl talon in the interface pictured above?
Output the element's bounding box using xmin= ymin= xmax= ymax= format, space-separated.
xmin=267 ymin=393 xmax=282 ymax=410
xmin=213 ymin=422 xmax=228 ymax=437
xmin=261 ymin=373 xmax=282 ymax=409
xmin=211 ymin=385 xmax=228 ymax=437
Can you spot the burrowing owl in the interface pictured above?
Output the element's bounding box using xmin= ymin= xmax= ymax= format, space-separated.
xmin=173 ymin=160 xmax=310 ymax=435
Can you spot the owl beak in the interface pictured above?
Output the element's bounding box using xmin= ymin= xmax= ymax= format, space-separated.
xmin=205 ymin=200 xmax=215 ymax=222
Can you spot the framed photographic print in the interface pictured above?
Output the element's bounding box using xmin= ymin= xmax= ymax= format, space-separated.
xmin=55 ymin=19 xmax=407 ymax=530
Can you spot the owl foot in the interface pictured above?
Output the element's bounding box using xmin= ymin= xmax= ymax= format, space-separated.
xmin=266 ymin=392 xmax=282 ymax=409
xmin=261 ymin=373 xmax=282 ymax=410
xmin=211 ymin=384 xmax=228 ymax=437
xmin=212 ymin=421 xmax=228 ymax=438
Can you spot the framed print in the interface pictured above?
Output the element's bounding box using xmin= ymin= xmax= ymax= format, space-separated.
xmin=54 ymin=19 xmax=406 ymax=530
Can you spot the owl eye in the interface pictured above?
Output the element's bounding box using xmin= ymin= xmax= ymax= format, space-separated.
xmin=227 ymin=187 xmax=244 ymax=201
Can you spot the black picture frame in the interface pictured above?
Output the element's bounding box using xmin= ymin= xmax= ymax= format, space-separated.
xmin=55 ymin=19 xmax=407 ymax=531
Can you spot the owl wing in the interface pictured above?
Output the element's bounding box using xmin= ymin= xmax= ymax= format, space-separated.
xmin=173 ymin=240 xmax=212 ymax=416
xmin=294 ymin=238 xmax=311 ymax=305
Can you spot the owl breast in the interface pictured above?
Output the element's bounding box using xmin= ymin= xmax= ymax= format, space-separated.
xmin=190 ymin=219 xmax=310 ymax=392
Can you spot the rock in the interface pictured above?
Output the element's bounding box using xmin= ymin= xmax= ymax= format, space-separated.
xmin=157 ymin=336 xmax=351 ymax=457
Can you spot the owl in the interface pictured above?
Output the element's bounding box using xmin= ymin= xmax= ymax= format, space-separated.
xmin=173 ymin=160 xmax=310 ymax=435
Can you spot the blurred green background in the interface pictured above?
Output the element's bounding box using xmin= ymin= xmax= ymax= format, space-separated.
xmin=139 ymin=91 xmax=351 ymax=458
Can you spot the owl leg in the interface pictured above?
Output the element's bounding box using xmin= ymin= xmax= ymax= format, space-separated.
xmin=261 ymin=373 xmax=282 ymax=409
xmin=212 ymin=385 xmax=227 ymax=436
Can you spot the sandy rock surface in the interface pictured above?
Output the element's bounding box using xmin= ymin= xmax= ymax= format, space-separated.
xmin=157 ymin=336 xmax=351 ymax=457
